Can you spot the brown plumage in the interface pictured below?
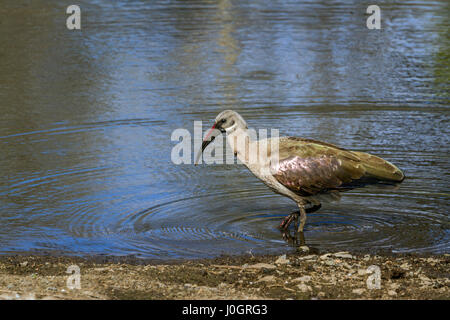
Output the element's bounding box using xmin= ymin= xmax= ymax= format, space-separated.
xmin=272 ymin=137 xmax=404 ymax=197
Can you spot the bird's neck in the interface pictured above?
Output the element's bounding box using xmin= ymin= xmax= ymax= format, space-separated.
xmin=226 ymin=127 xmax=253 ymax=165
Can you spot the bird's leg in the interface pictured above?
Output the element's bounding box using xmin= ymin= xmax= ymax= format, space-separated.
xmin=294 ymin=213 xmax=299 ymax=230
xmin=295 ymin=230 xmax=306 ymax=246
xmin=279 ymin=213 xmax=294 ymax=230
xmin=279 ymin=210 xmax=299 ymax=230
xmin=280 ymin=224 xmax=306 ymax=246
xmin=297 ymin=205 xmax=307 ymax=233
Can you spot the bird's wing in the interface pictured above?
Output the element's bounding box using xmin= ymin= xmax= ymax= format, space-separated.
xmin=270 ymin=137 xmax=404 ymax=196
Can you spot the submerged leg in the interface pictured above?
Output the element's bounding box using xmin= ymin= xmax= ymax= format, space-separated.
xmin=296 ymin=230 xmax=306 ymax=246
xmin=280 ymin=228 xmax=306 ymax=246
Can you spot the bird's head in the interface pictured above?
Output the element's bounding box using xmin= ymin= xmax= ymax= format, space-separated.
xmin=194 ymin=110 xmax=247 ymax=165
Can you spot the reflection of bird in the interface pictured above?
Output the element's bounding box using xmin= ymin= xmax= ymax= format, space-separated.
xmin=195 ymin=110 xmax=405 ymax=234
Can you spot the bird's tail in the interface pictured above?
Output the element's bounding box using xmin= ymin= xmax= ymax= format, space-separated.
xmin=352 ymin=151 xmax=405 ymax=183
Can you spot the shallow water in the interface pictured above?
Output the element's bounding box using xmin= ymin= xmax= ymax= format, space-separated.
xmin=0 ymin=0 xmax=448 ymax=259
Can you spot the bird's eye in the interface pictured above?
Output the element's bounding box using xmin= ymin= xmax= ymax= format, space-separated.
xmin=221 ymin=119 xmax=226 ymax=123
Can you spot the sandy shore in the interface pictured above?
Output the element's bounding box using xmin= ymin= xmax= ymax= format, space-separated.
xmin=0 ymin=250 xmax=448 ymax=300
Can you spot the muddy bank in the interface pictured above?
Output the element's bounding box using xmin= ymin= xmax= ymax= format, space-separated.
xmin=0 ymin=251 xmax=448 ymax=300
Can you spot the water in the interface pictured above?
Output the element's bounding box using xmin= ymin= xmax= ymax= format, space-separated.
xmin=0 ymin=0 xmax=448 ymax=259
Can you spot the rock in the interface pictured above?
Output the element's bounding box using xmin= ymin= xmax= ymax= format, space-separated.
xmin=20 ymin=261 xmax=28 ymax=267
xmin=0 ymin=293 xmax=15 ymax=300
xmin=257 ymin=275 xmax=276 ymax=283
xmin=247 ymin=263 xmax=276 ymax=270
xmin=342 ymin=262 xmax=352 ymax=269
xmin=298 ymin=246 xmax=309 ymax=253
xmin=292 ymin=276 xmax=311 ymax=283
xmin=298 ymin=255 xmax=316 ymax=261
xmin=425 ymin=258 xmax=439 ymax=266
xmin=297 ymin=283 xmax=312 ymax=292
xmin=333 ymin=252 xmax=353 ymax=259
xmin=419 ymin=275 xmax=432 ymax=286
xmin=94 ymin=267 xmax=109 ymax=272
xmin=358 ymin=269 xmax=367 ymax=276
xmin=389 ymin=283 xmax=400 ymax=290
xmin=20 ymin=293 xmax=36 ymax=300
xmin=352 ymin=288 xmax=365 ymax=295
xmin=275 ymin=254 xmax=290 ymax=265
xmin=325 ymin=260 xmax=335 ymax=266
xmin=400 ymin=263 xmax=410 ymax=270
xmin=388 ymin=290 xmax=397 ymax=296
xmin=320 ymin=253 xmax=332 ymax=260
xmin=363 ymin=255 xmax=371 ymax=261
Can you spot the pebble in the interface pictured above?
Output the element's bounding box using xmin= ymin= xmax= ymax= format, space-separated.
xmin=400 ymin=263 xmax=410 ymax=270
xmin=247 ymin=263 xmax=276 ymax=270
xmin=333 ymin=252 xmax=353 ymax=259
xmin=298 ymin=255 xmax=316 ymax=261
xmin=257 ymin=276 xmax=276 ymax=283
xmin=389 ymin=283 xmax=400 ymax=290
xmin=419 ymin=275 xmax=432 ymax=286
xmin=388 ymin=290 xmax=397 ymax=296
xmin=20 ymin=261 xmax=28 ymax=267
xmin=298 ymin=246 xmax=309 ymax=253
xmin=342 ymin=262 xmax=352 ymax=269
xmin=94 ymin=267 xmax=109 ymax=272
xmin=352 ymin=288 xmax=365 ymax=295
xmin=297 ymin=283 xmax=312 ymax=292
xmin=325 ymin=260 xmax=335 ymax=266
xmin=292 ymin=276 xmax=312 ymax=283
xmin=358 ymin=269 xmax=367 ymax=276
xmin=275 ymin=254 xmax=290 ymax=265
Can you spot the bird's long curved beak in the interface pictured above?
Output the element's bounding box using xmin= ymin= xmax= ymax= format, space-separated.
xmin=194 ymin=123 xmax=219 ymax=165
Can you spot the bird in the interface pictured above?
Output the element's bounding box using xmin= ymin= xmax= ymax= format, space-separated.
xmin=195 ymin=110 xmax=405 ymax=234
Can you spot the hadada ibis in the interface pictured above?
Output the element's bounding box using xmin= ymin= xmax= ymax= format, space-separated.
xmin=195 ymin=110 xmax=405 ymax=233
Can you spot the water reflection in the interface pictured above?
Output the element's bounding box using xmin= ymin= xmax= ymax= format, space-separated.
xmin=0 ymin=0 xmax=448 ymax=259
